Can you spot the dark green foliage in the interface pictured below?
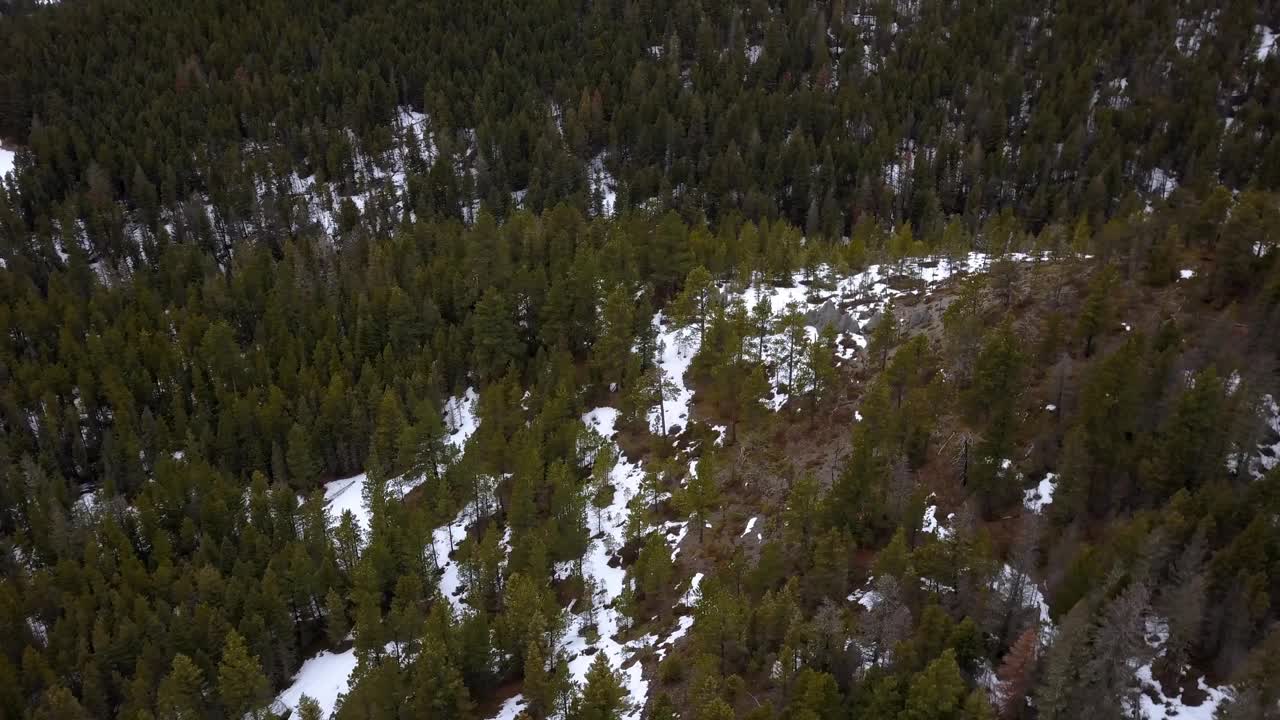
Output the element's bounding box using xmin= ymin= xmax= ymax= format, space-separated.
xmin=1 ymin=2 xmax=1279 ymax=719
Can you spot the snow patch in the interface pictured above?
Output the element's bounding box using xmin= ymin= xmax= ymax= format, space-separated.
xmin=0 ymin=146 xmax=15 ymax=180
xmin=1023 ymin=474 xmax=1057 ymax=513
xmin=588 ymin=154 xmax=617 ymax=217
xmin=650 ymin=314 xmax=698 ymax=437
xmin=323 ymin=474 xmax=371 ymax=532
xmin=1248 ymin=394 xmax=1280 ymax=478
xmin=72 ymin=490 xmax=99 ymax=516
xmin=490 ymin=695 xmax=528 ymax=720
xmin=1257 ymin=25 xmax=1277 ymax=61
xmin=1133 ymin=665 xmax=1231 ymax=720
xmin=921 ymin=504 xmax=953 ymax=540
xmin=445 ymin=387 xmax=480 ymax=450
xmin=1147 ymin=167 xmax=1178 ymax=198
xmin=992 ymin=564 xmax=1052 ymax=633
xmin=272 ymin=647 xmax=359 ymax=719
xmin=537 ymin=407 xmax=662 ymax=719
xmin=681 ymin=573 xmax=705 ymax=606
xmin=848 ymin=578 xmax=882 ymax=611
xmin=728 ymin=253 xmax=1039 ymax=411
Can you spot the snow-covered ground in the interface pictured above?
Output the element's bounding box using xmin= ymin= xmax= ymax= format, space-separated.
xmin=272 ymin=648 xmax=359 ymax=718
xmin=1257 ymin=25 xmax=1277 ymax=62
xmin=992 ymin=564 xmax=1052 ymax=633
xmin=1251 ymin=394 xmax=1280 ymax=477
xmin=320 ymin=387 xmax=479 ymax=535
xmin=433 ymin=501 xmax=480 ymax=610
xmin=588 ymin=154 xmax=617 ymax=217
xmin=1228 ymin=393 xmax=1280 ymax=479
xmin=848 ymin=577 xmax=883 ymax=611
xmin=649 ymin=314 xmax=699 ymax=437
xmin=286 ymin=254 xmax=1054 ymax=719
xmin=745 ymin=253 xmax=1020 ymax=410
xmin=651 ymin=253 xmax=1025 ymax=424
xmin=1146 ymin=167 xmax=1178 ymax=198
xmin=322 ymin=474 xmax=374 ymax=532
xmin=921 ymin=503 xmax=953 ymax=539
xmin=1023 ymin=474 xmax=1057 ymax=513
xmin=1134 ymin=664 xmax=1230 ymax=720
xmin=495 ymin=406 xmax=675 ymax=720
xmin=1129 ymin=617 xmax=1232 ymax=720
xmin=556 ymin=406 xmax=699 ymax=719
xmin=0 ymin=146 xmax=15 ymax=180
xmin=445 ymin=387 xmax=480 ymax=449
xmin=277 ymin=387 xmax=480 ymax=716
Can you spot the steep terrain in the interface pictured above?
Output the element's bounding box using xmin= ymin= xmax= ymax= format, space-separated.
xmin=2 ymin=2 xmax=1280 ymax=720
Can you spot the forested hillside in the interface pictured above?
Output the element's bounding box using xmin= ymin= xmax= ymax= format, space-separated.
xmin=1 ymin=1 xmax=1280 ymax=720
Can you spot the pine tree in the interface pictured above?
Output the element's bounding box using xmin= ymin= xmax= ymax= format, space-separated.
xmin=594 ymin=284 xmax=637 ymax=390
xmin=472 ymin=287 xmax=525 ymax=382
xmin=549 ymin=460 xmax=590 ymax=560
xmin=672 ymin=265 xmax=717 ymax=343
xmin=353 ymin=565 xmax=388 ymax=663
xmin=1158 ymin=528 xmax=1207 ymax=677
xmin=368 ymin=387 xmax=407 ymax=482
xmin=806 ymin=324 xmax=839 ymax=417
xmin=156 ymin=653 xmax=205 ymax=720
xmin=994 ymin=628 xmax=1038 ymax=719
xmin=902 ymin=649 xmax=967 ymax=720
xmin=868 ymin=302 xmax=898 ymax=371
xmin=1149 ymin=368 xmax=1228 ymax=498
xmin=286 ymin=422 xmax=321 ymax=488
xmin=692 ymin=579 xmax=747 ymax=673
xmin=31 ymin=686 xmax=91 ymax=720
xmin=635 ymin=531 xmax=675 ymax=602
xmin=398 ymin=397 xmax=454 ymax=489
xmin=297 ymin=695 xmax=325 ymax=720
xmin=334 ymin=510 xmax=364 ymax=578
xmin=522 ymin=638 xmax=566 ymax=720
xmin=217 ymin=630 xmax=271 ymax=720
xmin=775 ymin=301 xmax=810 ymax=391
xmin=679 ymin=453 xmax=721 ymax=541
xmin=409 ymin=625 xmax=473 ymax=720
xmin=325 ymin=588 xmax=350 ymax=647
xmin=749 ymin=297 xmax=774 ymax=363
xmin=571 ymin=654 xmax=631 ymax=720
xmin=721 ymin=360 xmax=768 ymax=444
xmin=888 ymin=223 xmax=914 ymax=264
xmin=784 ymin=473 xmax=821 ymax=553
xmin=967 ymin=321 xmax=1025 ymax=515
xmin=639 ymin=352 xmax=682 ymax=436
xmin=1075 ymin=269 xmax=1115 ymax=357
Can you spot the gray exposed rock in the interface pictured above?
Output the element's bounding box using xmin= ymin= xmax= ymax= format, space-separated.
xmin=804 ymin=300 xmax=859 ymax=333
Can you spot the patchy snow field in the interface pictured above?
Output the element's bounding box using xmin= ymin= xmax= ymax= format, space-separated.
xmin=650 ymin=253 xmax=1029 ymax=424
xmin=283 ymin=253 xmax=1056 ymax=718
xmin=1129 ymin=616 xmax=1232 ymax=720
xmin=277 ymin=387 xmax=480 ymax=715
